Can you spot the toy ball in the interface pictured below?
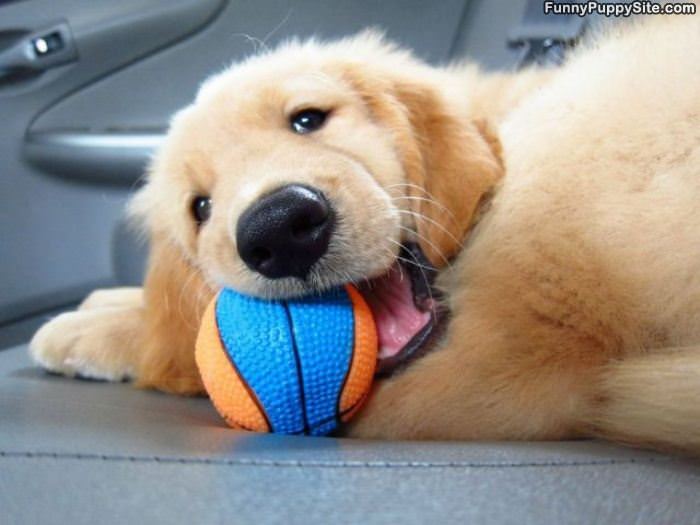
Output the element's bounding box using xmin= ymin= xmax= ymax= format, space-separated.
xmin=195 ymin=284 xmax=377 ymax=436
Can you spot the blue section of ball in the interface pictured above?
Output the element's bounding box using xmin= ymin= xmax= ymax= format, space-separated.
xmin=215 ymin=290 xmax=305 ymax=434
xmin=214 ymin=286 xmax=354 ymax=436
xmin=286 ymin=288 xmax=354 ymax=436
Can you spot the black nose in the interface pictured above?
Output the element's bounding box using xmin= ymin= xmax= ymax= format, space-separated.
xmin=236 ymin=185 xmax=335 ymax=279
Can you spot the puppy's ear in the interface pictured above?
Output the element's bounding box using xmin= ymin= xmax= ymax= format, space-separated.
xmin=343 ymin=68 xmax=503 ymax=267
xmin=390 ymin=82 xmax=503 ymax=266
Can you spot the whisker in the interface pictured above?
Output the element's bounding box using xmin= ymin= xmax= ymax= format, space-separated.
xmin=394 ymin=255 xmax=435 ymax=273
xmin=396 ymin=209 xmax=463 ymax=248
xmin=391 ymin=195 xmax=459 ymax=226
xmin=395 ymin=255 xmax=406 ymax=283
xmin=386 ymin=182 xmax=439 ymax=199
xmin=397 ymin=225 xmax=451 ymax=267
xmin=233 ymin=33 xmax=268 ymax=54
xmin=382 ymin=246 xmax=406 ymax=283
xmin=387 ymin=238 xmax=436 ymax=322
xmin=262 ymin=8 xmax=292 ymax=47
xmin=386 ymin=183 xmax=459 ymax=221
xmin=193 ymin=278 xmax=215 ymax=326
xmin=386 ymin=238 xmax=436 ymax=272
xmin=176 ymin=264 xmax=203 ymax=331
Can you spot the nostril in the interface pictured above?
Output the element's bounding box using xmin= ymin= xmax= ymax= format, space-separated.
xmin=250 ymin=246 xmax=273 ymax=269
xmin=291 ymin=214 xmax=327 ymax=240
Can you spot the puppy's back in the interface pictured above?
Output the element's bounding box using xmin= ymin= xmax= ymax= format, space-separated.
xmin=489 ymin=15 xmax=700 ymax=345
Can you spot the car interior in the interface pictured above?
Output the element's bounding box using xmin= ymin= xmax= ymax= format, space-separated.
xmin=2 ymin=1 xmax=699 ymax=523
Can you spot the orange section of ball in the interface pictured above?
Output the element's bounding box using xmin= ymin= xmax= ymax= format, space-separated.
xmin=195 ymin=298 xmax=270 ymax=432
xmin=340 ymin=284 xmax=378 ymax=421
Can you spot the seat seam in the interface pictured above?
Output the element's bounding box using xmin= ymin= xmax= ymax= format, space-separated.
xmin=0 ymin=450 xmax=672 ymax=469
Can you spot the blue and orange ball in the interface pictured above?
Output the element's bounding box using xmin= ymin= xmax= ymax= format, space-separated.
xmin=195 ymin=284 xmax=377 ymax=436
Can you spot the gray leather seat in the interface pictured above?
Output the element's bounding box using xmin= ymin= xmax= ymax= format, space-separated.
xmin=2 ymin=345 xmax=699 ymax=524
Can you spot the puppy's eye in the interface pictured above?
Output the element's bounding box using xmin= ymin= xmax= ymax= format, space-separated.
xmin=290 ymin=109 xmax=328 ymax=134
xmin=191 ymin=196 xmax=212 ymax=225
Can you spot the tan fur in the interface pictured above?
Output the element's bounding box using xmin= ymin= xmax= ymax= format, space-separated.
xmin=136 ymin=237 xmax=213 ymax=394
xmin=593 ymin=347 xmax=700 ymax=452
xmin=31 ymin=290 xmax=144 ymax=382
xmin=30 ymin=17 xmax=700 ymax=454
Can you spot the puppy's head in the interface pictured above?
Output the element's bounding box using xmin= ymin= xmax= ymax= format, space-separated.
xmin=132 ymin=32 xmax=502 ymax=370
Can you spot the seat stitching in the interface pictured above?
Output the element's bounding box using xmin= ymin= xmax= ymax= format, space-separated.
xmin=0 ymin=450 xmax=673 ymax=469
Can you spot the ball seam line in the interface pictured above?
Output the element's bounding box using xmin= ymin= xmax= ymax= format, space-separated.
xmin=282 ymin=301 xmax=311 ymax=436
xmin=295 ymin=397 xmax=365 ymax=431
xmin=334 ymin=287 xmax=356 ymax=430
xmin=215 ymin=294 xmax=272 ymax=432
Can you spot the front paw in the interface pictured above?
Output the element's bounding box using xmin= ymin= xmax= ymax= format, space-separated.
xmin=79 ymin=287 xmax=143 ymax=311
xmin=29 ymin=308 xmax=140 ymax=382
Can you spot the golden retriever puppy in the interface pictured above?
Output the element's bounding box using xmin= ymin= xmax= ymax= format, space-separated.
xmin=30 ymin=15 xmax=700 ymax=453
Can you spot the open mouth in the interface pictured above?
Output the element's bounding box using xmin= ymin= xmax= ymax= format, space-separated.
xmin=356 ymin=243 xmax=448 ymax=377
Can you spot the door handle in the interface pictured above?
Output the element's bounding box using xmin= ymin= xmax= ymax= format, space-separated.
xmin=24 ymin=131 xmax=165 ymax=185
xmin=0 ymin=22 xmax=77 ymax=81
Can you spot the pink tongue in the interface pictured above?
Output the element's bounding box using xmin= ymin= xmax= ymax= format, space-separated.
xmin=359 ymin=265 xmax=431 ymax=359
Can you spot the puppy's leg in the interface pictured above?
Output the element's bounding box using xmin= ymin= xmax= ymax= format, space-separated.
xmin=30 ymin=300 xmax=144 ymax=382
xmin=347 ymin=303 xmax=601 ymax=441
xmin=30 ymin=238 xmax=212 ymax=394
xmin=79 ymin=287 xmax=143 ymax=311
xmin=591 ymin=346 xmax=700 ymax=454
